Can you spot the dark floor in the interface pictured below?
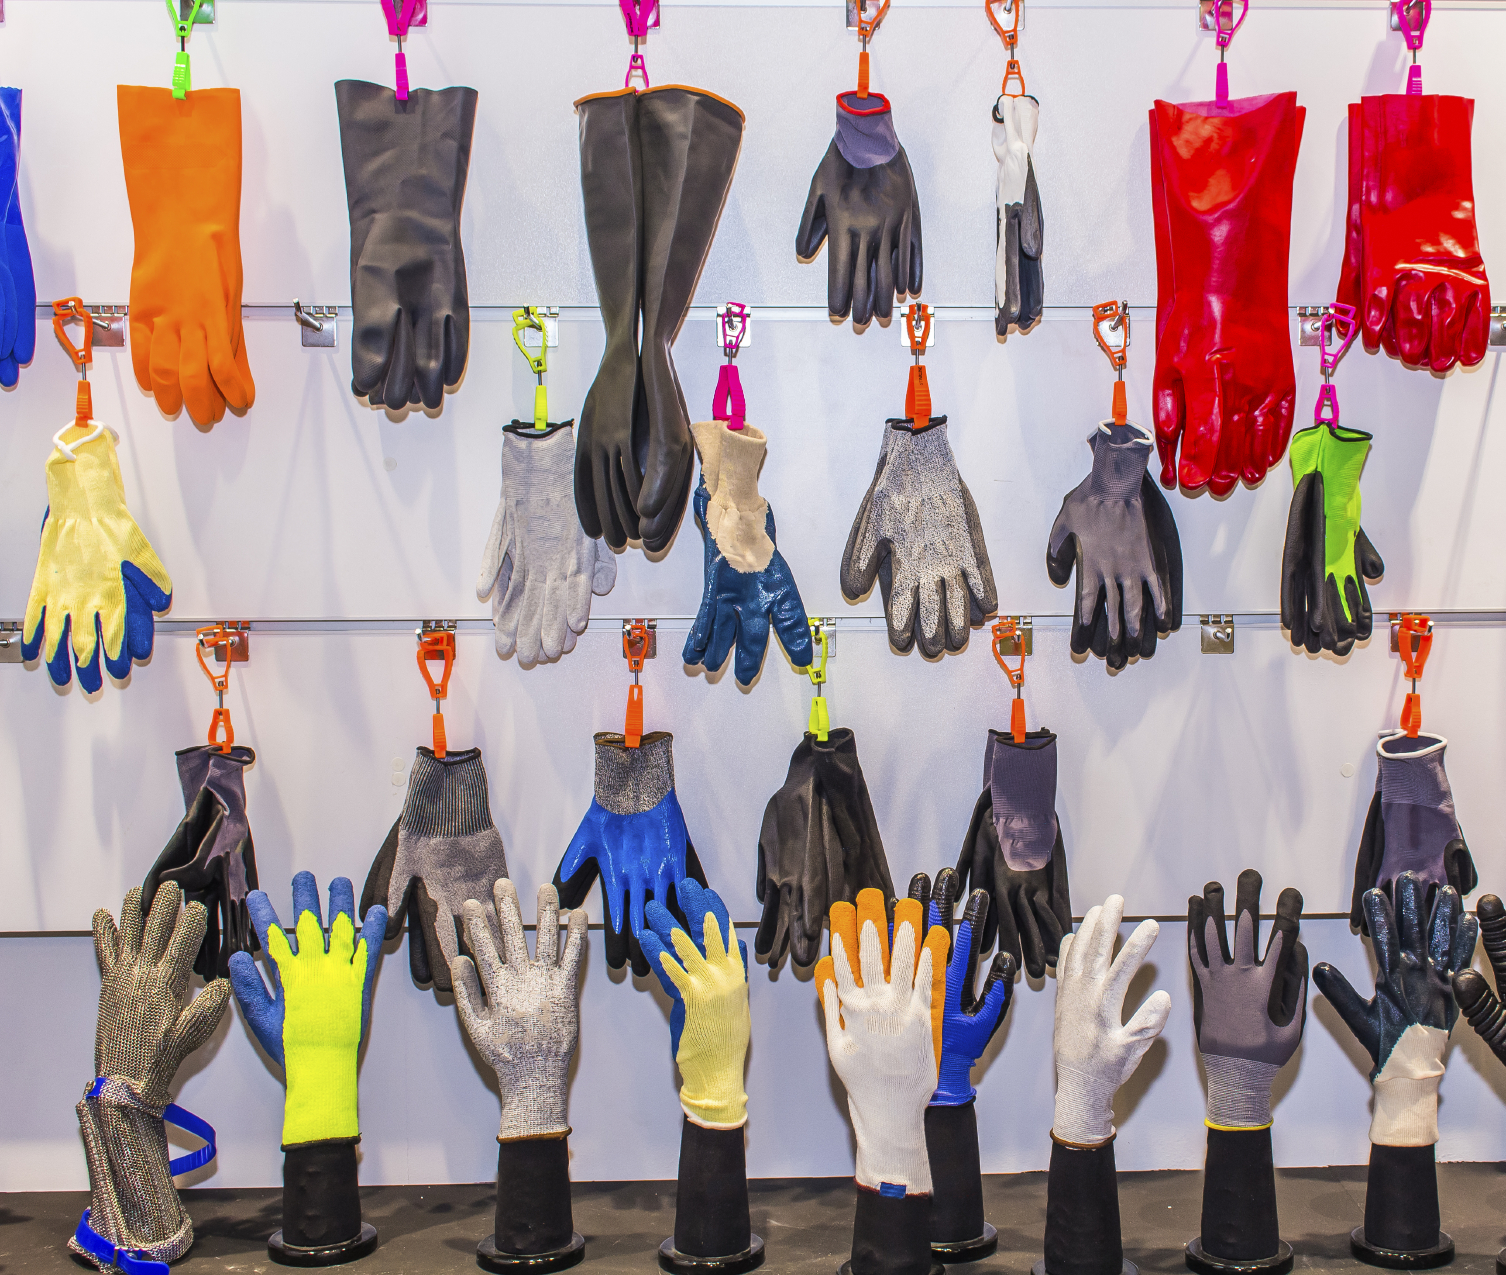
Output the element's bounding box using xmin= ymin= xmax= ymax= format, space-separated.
xmin=7 ymin=1166 xmax=1506 ymax=1275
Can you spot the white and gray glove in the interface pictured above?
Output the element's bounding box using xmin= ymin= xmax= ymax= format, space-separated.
xmin=992 ymin=93 xmax=1043 ymax=336
xmin=1052 ymin=894 xmax=1171 ymax=1146
xmin=477 ymin=422 xmax=616 ymax=664
xmin=450 ymin=880 xmax=587 ymax=1140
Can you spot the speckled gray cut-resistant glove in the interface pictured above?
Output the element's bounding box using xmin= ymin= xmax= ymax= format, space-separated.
xmin=451 ymin=880 xmax=587 ymax=1141
xmin=478 ymin=421 xmax=616 ymax=665
xmin=841 ymin=417 xmax=997 ymax=658
xmin=1188 ymin=870 xmax=1308 ymax=1129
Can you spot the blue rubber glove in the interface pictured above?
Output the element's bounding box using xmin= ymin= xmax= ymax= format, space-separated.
xmin=0 ymin=87 xmax=34 ymax=386
xmin=1313 ymin=872 xmax=1475 ymax=1146
xmin=554 ymin=731 xmax=708 ymax=978
xmin=909 ymin=868 xmax=1014 ymax=1105
xmin=682 ymin=423 xmax=813 ymax=687
xmin=228 ymin=871 xmax=387 ymax=1067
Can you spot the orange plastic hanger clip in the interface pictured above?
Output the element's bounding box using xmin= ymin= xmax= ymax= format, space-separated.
xmin=985 ymin=0 xmax=1026 ymax=96
xmin=418 ymin=627 xmax=456 ymax=758
xmin=52 ymin=297 xmax=95 ymax=426
xmin=853 ymin=0 xmax=891 ymax=97
xmin=1396 ymin=614 xmax=1433 ymax=738
xmin=195 ymin=622 xmax=248 ymax=753
xmin=1092 ymin=300 xmax=1130 ymax=426
xmin=623 ymin=620 xmax=651 ymax=748
xmin=991 ymin=618 xmax=1028 ymax=743
xmin=905 ymin=303 xmax=933 ymax=425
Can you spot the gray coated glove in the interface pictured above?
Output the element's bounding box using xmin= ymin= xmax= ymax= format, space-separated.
xmin=1052 ymin=894 xmax=1171 ymax=1146
xmin=992 ymin=94 xmax=1043 ymax=336
xmin=841 ymin=417 xmax=998 ymax=658
xmin=69 ymin=885 xmax=231 ymax=1271
xmin=451 ymin=880 xmax=587 ymax=1141
xmin=1047 ymin=421 xmax=1182 ymax=670
xmin=1315 ymin=874 xmax=1475 ymax=1147
xmin=1188 ymin=870 xmax=1308 ymax=1130
xmin=478 ymin=421 xmax=617 ymax=665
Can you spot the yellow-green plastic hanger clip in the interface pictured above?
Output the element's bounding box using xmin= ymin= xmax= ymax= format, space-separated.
xmin=166 ymin=0 xmax=206 ymax=99
xmin=511 ymin=307 xmax=550 ymax=430
xmin=804 ymin=618 xmax=830 ymax=742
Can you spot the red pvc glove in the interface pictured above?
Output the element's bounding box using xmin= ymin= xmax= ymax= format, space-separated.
xmin=1150 ymin=93 xmax=1304 ymax=497
xmin=1338 ymin=95 xmax=1489 ymax=373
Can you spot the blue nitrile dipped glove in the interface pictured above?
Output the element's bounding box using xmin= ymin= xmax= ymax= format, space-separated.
xmin=229 ymin=872 xmax=386 ymax=1069
xmin=1314 ymin=872 xmax=1475 ymax=1147
xmin=910 ymin=868 xmax=1014 ymax=1105
xmin=554 ymin=731 xmax=709 ymax=978
xmin=683 ymin=421 xmax=813 ymax=687
xmin=640 ymin=880 xmax=751 ymax=1128
xmin=0 ymin=86 xmax=32 ymax=386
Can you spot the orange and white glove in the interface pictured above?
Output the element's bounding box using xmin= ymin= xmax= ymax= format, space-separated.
xmin=817 ymin=888 xmax=948 ymax=1195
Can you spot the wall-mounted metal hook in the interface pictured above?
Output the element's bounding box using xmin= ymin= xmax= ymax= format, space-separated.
xmin=294 ymin=300 xmax=337 ymax=348
xmin=1200 ymin=615 xmax=1235 ymax=653
xmin=84 ymin=305 xmax=127 ymax=348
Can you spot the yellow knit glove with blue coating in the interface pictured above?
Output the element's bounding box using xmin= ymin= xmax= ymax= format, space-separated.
xmin=228 ymin=872 xmax=387 ymax=1148
xmin=639 ymin=880 xmax=750 ymax=1129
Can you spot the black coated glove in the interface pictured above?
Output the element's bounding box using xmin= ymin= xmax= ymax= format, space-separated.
xmin=336 ymin=79 xmax=476 ymax=411
xmin=955 ymin=729 xmax=1071 ymax=979
xmin=1453 ymin=894 xmax=1506 ymax=1067
xmin=1280 ymin=423 xmax=1384 ymax=657
xmin=755 ymin=728 xmax=894 ymax=969
xmin=1351 ymin=731 xmax=1477 ymax=934
xmin=796 ymin=91 xmax=922 ymax=327
xmin=992 ymin=93 xmax=1044 ymax=336
xmin=1047 ymin=422 xmax=1182 ymax=671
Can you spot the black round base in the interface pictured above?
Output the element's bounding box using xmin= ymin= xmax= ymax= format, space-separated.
xmin=477 ymin=1232 xmax=586 ymax=1273
xmin=1349 ymin=1227 xmax=1454 ymax=1269
xmin=840 ymin=1261 xmax=943 ymax=1275
xmin=1185 ymin=1238 xmax=1293 ymax=1275
xmin=1495 ymin=1247 xmax=1505 ymax=1275
xmin=933 ymin=1223 xmax=998 ymax=1264
xmin=1034 ymin=1259 xmax=1137 ymax=1275
xmin=659 ymin=1235 xmax=765 ymax=1275
xmin=268 ymin=1223 xmax=379 ymax=1267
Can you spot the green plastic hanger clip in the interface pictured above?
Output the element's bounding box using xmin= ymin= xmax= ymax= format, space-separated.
xmin=804 ymin=618 xmax=830 ymax=742
xmin=166 ymin=0 xmax=207 ymax=99
xmin=511 ymin=307 xmax=550 ymax=430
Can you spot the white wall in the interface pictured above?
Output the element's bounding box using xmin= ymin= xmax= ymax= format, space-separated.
xmin=3 ymin=0 xmax=1506 ymax=1188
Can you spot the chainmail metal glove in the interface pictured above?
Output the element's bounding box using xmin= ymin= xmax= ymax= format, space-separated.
xmin=1052 ymin=895 xmax=1171 ymax=1146
xmin=992 ymin=93 xmax=1043 ymax=336
xmin=641 ymin=880 xmax=751 ymax=1129
xmin=842 ymin=418 xmax=997 ymax=658
xmin=1315 ymin=874 xmax=1475 ymax=1146
xmin=69 ymin=885 xmax=231 ymax=1272
xmin=478 ymin=422 xmax=616 ymax=665
xmin=1047 ymin=422 xmax=1182 ymax=670
xmin=1188 ymin=871 xmax=1308 ymax=1130
xmin=817 ymin=890 xmax=948 ymax=1194
xmin=450 ymin=880 xmax=587 ymax=1141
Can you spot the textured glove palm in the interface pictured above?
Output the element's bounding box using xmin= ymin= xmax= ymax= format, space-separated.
xmin=1314 ymin=874 xmax=1474 ymax=1145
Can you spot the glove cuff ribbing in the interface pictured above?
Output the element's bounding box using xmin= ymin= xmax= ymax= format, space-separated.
xmin=1202 ymin=1054 xmax=1281 ymax=1129
xmin=1087 ymin=426 xmax=1153 ymax=499
xmin=834 ymin=92 xmax=900 ymax=168
xmin=1052 ymin=1064 xmax=1120 ymax=1146
xmin=402 ymin=748 xmax=496 ymax=838
xmin=593 ymin=731 xmax=676 ymax=814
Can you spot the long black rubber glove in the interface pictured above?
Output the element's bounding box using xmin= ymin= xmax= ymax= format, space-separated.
xmin=336 ymin=79 xmax=476 ymax=411
xmin=796 ymin=91 xmax=922 ymax=328
xmin=1453 ymin=894 xmax=1506 ymax=1066
xmin=755 ymin=728 xmax=894 ymax=968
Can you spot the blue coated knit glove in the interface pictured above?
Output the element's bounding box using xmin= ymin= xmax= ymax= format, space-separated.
xmin=1313 ymin=872 xmax=1475 ymax=1147
xmin=228 ymin=872 xmax=387 ymax=1068
xmin=683 ymin=422 xmax=813 ymax=687
xmin=554 ymin=731 xmax=708 ymax=978
xmin=0 ymin=87 xmax=34 ymax=386
xmin=910 ymin=868 xmax=1014 ymax=1105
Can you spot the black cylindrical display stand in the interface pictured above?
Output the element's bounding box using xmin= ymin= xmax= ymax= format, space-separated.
xmin=1349 ymin=1144 xmax=1454 ymax=1269
xmin=924 ymin=1102 xmax=998 ymax=1263
xmin=839 ymin=1187 xmax=944 ymax=1275
xmin=1031 ymin=1137 xmax=1136 ymax=1275
xmin=477 ymin=1135 xmax=586 ymax=1273
xmin=1184 ymin=1128 xmax=1293 ymax=1275
xmin=268 ymin=1140 xmax=379 ymax=1267
xmin=658 ymin=1118 xmax=764 ymax=1275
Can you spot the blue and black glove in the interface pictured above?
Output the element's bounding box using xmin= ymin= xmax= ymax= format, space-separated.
xmin=683 ymin=421 xmax=812 ymax=687
xmin=554 ymin=731 xmax=708 ymax=977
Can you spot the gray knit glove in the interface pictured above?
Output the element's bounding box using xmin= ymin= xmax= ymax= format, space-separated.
xmin=841 ymin=417 xmax=998 ymax=657
xmin=69 ymin=885 xmax=231 ymax=1271
xmin=450 ymin=880 xmax=587 ymax=1141
xmin=478 ymin=421 xmax=616 ymax=665
xmin=1052 ymin=895 xmax=1170 ymax=1146
xmin=1188 ymin=870 xmax=1308 ymax=1130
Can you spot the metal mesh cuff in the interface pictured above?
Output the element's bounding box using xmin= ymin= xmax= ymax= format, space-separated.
xmin=1203 ymin=1054 xmax=1281 ymax=1128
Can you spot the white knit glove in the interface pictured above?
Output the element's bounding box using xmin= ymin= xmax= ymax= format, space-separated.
xmin=1052 ymin=895 xmax=1171 ymax=1146
xmin=450 ymin=880 xmax=587 ymax=1140
xmin=818 ymin=892 xmax=942 ymax=1194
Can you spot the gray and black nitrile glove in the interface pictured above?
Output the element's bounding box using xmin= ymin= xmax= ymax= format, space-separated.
xmin=992 ymin=93 xmax=1043 ymax=336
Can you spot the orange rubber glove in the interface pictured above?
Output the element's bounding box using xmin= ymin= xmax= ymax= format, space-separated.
xmin=118 ymin=86 xmax=255 ymax=427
